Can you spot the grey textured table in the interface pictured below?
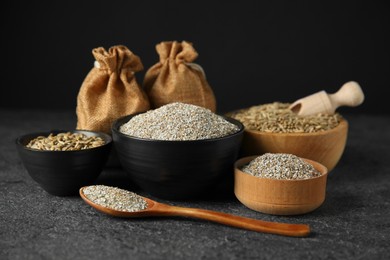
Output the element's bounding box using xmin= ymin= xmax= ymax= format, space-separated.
xmin=1 ymin=110 xmax=389 ymax=259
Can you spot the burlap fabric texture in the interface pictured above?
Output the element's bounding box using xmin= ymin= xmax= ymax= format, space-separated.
xmin=76 ymin=45 xmax=150 ymax=134
xmin=143 ymin=41 xmax=217 ymax=112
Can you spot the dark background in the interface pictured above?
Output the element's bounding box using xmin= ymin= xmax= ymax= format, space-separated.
xmin=2 ymin=1 xmax=389 ymax=114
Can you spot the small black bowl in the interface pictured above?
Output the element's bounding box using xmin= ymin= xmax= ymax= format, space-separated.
xmin=112 ymin=114 xmax=244 ymax=200
xmin=16 ymin=130 xmax=112 ymax=196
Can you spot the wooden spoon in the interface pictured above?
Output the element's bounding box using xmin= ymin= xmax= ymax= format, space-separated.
xmin=79 ymin=187 xmax=310 ymax=237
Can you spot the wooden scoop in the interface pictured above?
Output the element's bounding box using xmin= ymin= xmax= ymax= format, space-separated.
xmin=289 ymin=81 xmax=364 ymax=116
xmin=79 ymin=187 xmax=310 ymax=237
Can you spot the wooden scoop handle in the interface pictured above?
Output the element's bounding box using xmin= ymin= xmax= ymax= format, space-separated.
xmin=329 ymin=81 xmax=364 ymax=110
xmin=289 ymin=81 xmax=364 ymax=116
xmin=155 ymin=203 xmax=310 ymax=237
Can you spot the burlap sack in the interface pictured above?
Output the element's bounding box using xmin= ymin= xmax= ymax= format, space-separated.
xmin=143 ymin=41 xmax=217 ymax=112
xmin=76 ymin=45 xmax=150 ymax=134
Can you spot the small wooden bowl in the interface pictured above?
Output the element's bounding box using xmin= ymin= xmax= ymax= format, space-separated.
xmin=241 ymin=119 xmax=348 ymax=171
xmin=234 ymin=156 xmax=328 ymax=215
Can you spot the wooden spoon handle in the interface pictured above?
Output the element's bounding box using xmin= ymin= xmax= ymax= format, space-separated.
xmin=158 ymin=205 xmax=310 ymax=237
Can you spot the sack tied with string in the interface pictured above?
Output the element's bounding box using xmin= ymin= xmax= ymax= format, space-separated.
xmin=76 ymin=45 xmax=150 ymax=134
xmin=143 ymin=41 xmax=217 ymax=112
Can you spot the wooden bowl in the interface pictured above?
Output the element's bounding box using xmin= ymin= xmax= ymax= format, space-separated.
xmin=240 ymin=119 xmax=348 ymax=171
xmin=234 ymin=156 xmax=328 ymax=215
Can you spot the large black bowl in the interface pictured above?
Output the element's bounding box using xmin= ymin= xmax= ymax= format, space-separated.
xmin=16 ymin=130 xmax=112 ymax=196
xmin=112 ymin=114 xmax=244 ymax=200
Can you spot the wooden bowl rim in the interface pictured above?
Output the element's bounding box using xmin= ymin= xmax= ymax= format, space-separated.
xmin=243 ymin=118 xmax=348 ymax=137
xmin=234 ymin=155 xmax=329 ymax=182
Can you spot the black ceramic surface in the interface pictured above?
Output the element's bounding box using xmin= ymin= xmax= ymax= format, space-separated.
xmin=112 ymin=114 xmax=244 ymax=200
xmin=16 ymin=130 xmax=112 ymax=196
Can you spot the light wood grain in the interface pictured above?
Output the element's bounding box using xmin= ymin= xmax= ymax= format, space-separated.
xmin=80 ymin=187 xmax=310 ymax=237
xmin=241 ymin=119 xmax=348 ymax=171
xmin=289 ymin=81 xmax=364 ymax=116
xmin=234 ymin=156 xmax=328 ymax=215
